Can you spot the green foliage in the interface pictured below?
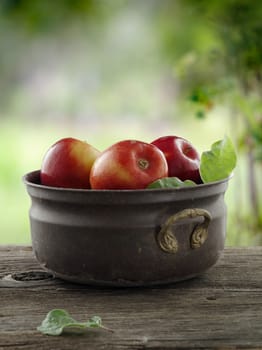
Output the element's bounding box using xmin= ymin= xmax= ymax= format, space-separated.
xmin=155 ymin=0 xmax=262 ymax=117
xmin=0 ymin=0 xmax=113 ymax=33
xmin=37 ymin=309 xmax=108 ymax=336
xmin=200 ymin=136 xmax=237 ymax=183
xmin=147 ymin=177 xmax=196 ymax=189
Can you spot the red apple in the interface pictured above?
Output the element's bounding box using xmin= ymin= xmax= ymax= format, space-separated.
xmin=151 ymin=135 xmax=201 ymax=183
xmin=90 ymin=140 xmax=168 ymax=189
xmin=40 ymin=137 xmax=100 ymax=189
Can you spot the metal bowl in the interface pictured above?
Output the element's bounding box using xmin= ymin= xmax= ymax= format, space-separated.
xmin=23 ymin=170 xmax=230 ymax=287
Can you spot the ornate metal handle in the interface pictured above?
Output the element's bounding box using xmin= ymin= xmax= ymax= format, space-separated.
xmin=157 ymin=208 xmax=212 ymax=253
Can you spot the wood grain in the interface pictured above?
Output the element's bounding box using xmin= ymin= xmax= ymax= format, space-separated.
xmin=0 ymin=246 xmax=262 ymax=349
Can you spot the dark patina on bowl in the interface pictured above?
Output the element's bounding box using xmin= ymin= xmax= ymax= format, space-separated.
xmin=23 ymin=170 xmax=230 ymax=287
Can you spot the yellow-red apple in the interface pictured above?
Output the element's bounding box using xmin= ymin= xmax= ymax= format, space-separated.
xmin=90 ymin=140 xmax=168 ymax=189
xmin=40 ymin=137 xmax=100 ymax=189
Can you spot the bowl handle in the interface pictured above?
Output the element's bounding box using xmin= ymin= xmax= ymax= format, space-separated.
xmin=157 ymin=208 xmax=211 ymax=253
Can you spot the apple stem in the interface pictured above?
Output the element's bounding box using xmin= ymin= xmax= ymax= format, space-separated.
xmin=138 ymin=159 xmax=149 ymax=170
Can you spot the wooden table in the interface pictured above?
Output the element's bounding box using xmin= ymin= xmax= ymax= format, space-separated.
xmin=0 ymin=246 xmax=262 ymax=349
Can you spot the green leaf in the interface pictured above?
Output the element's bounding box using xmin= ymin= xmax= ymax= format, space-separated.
xmin=147 ymin=177 xmax=196 ymax=189
xmin=200 ymin=136 xmax=237 ymax=183
xmin=196 ymin=110 xmax=206 ymax=119
xmin=37 ymin=309 xmax=104 ymax=336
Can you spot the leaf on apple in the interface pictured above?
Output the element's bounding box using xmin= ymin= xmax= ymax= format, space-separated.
xmin=200 ymin=135 xmax=237 ymax=183
xmin=147 ymin=177 xmax=197 ymax=189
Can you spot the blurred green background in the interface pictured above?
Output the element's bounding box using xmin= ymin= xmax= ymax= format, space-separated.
xmin=0 ymin=0 xmax=261 ymax=245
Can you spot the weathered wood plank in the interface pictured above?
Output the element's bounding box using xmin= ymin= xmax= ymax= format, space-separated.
xmin=0 ymin=246 xmax=261 ymax=349
xmin=1 ymin=246 xmax=262 ymax=290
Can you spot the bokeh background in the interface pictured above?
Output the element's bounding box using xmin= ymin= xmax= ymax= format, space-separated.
xmin=0 ymin=0 xmax=261 ymax=245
